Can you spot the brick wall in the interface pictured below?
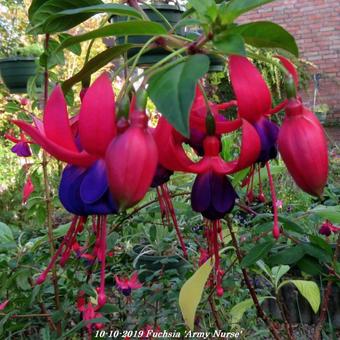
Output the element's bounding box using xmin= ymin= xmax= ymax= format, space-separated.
xmin=240 ymin=0 xmax=340 ymax=125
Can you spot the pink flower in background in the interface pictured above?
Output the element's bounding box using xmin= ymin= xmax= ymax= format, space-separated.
xmin=20 ymin=98 xmax=29 ymax=106
xmin=0 ymin=300 xmax=9 ymax=310
xmin=76 ymin=292 xmax=104 ymax=335
xmin=5 ymin=132 xmax=32 ymax=157
xmin=276 ymin=200 xmax=283 ymax=209
xmin=115 ymin=272 xmax=142 ymax=296
xmin=319 ymin=220 xmax=340 ymax=237
xmin=22 ymin=176 xmax=34 ymax=204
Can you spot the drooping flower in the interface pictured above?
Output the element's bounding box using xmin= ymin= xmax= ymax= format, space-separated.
xmin=5 ymin=132 xmax=32 ymax=157
xmin=22 ymin=176 xmax=34 ymax=204
xmin=13 ymin=74 xmax=119 ymax=309
xmin=115 ymin=272 xmax=142 ymax=296
xmin=319 ymin=220 xmax=340 ymax=237
xmin=153 ymin=96 xmax=261 ymax=296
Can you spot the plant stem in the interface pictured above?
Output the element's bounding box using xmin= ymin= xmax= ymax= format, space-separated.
xmin=226 ymin=217 xmax=281 ymax=340
xmin=43 ymin=34 xmax=61 ymax=336
xmin=127 ymin=0 xmax=149 ymax=20
xmin=208 ymin=296 xmax=222 ymax=330
xmin=313 ymin=234 xmax=340 ymax=340
xmin=276 ymin=291 xmax=295 ymax=340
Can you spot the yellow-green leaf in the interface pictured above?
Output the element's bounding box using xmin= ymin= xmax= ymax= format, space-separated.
xmin=279 ymin=280 xmax=320 ymax=313
xmin=230 ymin=296 xmax=270 ymax=324
xmin=179 ymin=258 xmax=214 ymax=330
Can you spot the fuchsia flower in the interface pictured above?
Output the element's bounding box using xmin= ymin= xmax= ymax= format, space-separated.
xmin=153 ymin=78 xmax=261 ymax=296
xmin=0 ymin=300 xmax=9 ymax=310
xmin=319 ymin=220 xmax=340 ymax=237
xmin=5 ymin=132 xmax=32 ymax=157
xmin=77 ymin=292 xmax=104 ymax=335
xmin=22 ymin=176 xmax=34 ymax=204
xmin=115 ymin=272 xmax=142 ymax=296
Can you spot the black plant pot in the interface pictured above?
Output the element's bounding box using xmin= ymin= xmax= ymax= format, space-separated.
xmin=131 ymin=245 xmax=185 ymax=281
xmin=0 ymin=57 xmax=42 ymax=93
xmin=110 ymin=4 xmax=184 ymax=67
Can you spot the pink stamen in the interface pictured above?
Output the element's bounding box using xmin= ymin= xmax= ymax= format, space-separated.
xmin=60 ymin=216 xmax=85 ymax=266
xmin=36 ymin=216 xmax=79 ymax=284
xmin=161 ymin=184 xmax=188 ymax=259
xmin=265 ymin=162 xmax=280 ymax=239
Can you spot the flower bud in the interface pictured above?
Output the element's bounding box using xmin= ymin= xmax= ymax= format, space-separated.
xmin=106 ymin=111 xmax=158 ymax=209
xmin=278 ymin=100 xmax=328 ymax=196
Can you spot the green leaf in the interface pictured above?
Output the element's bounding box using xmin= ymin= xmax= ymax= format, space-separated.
xmin=278 ymin=215 xmax=304 ymax=234
xmin=309 ymin=235 xmax=333 ymax=255
xmin=16 ymin=270 xmax=31 ymax=291
xmin=230 ymin=296 xmax=270 ymax=324
xmin=231 ymin=21 xmax=299 ymax=57
xmin=58 ymin=21 xmax=167 ymax=51
xmin=62 ymin=44 xmax=133 ymax=93
xmin=220 ymin=0 xmax=275 ymax=24
xmin=213 ymin=33 xmax=246 ymax=55
xmin=256 ymin=260 xmax=272 ymax=279
xmin=28 ymin=0 xmax=49 ymax=21
xmin=41 ymin=4 xmax=142 ymax=34
xmin=29 ymin=0 xmax=103 ymax=33
xmin=241 ymin=241 xmax=274 ymax=267
xmin=58 ymin=34 xmax=81 ymax=56
xmin=309 ymin=205 xmax=340 ymax=224
xmin=297 ymin=256 xmax=322 ymax=276
xmin=189 ymin=0 xmax=218 ymax=22
xmin=0 ymin=222 xmax=14 ymax=243
xmin=98 ymin=304 xmax=119 ymax=313
xmin=269 ymin=245 xmax=305 ymax=265
xmin=4 ymin=102 xmax=21 ymax=113
xmin=179 ymin=257 xmax=214 ymax=330
xmin=302 ymin=243 xmax=331 ymax=263
xmin=148 ymin=54 xmax=210 ymax=137
xmin=279 ymin=280 xmax=320 ymax=313
xmin=39 ymin=39 xmax=65 ymax=69
xmin=271 ymin=265 xmax=290 ymax=288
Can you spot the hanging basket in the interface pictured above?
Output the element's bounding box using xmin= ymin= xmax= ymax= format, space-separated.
xmin=110 ymin=4 xmax=184 ymax=68
xmin=0 ymin=57 xmax=42 ymax=94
